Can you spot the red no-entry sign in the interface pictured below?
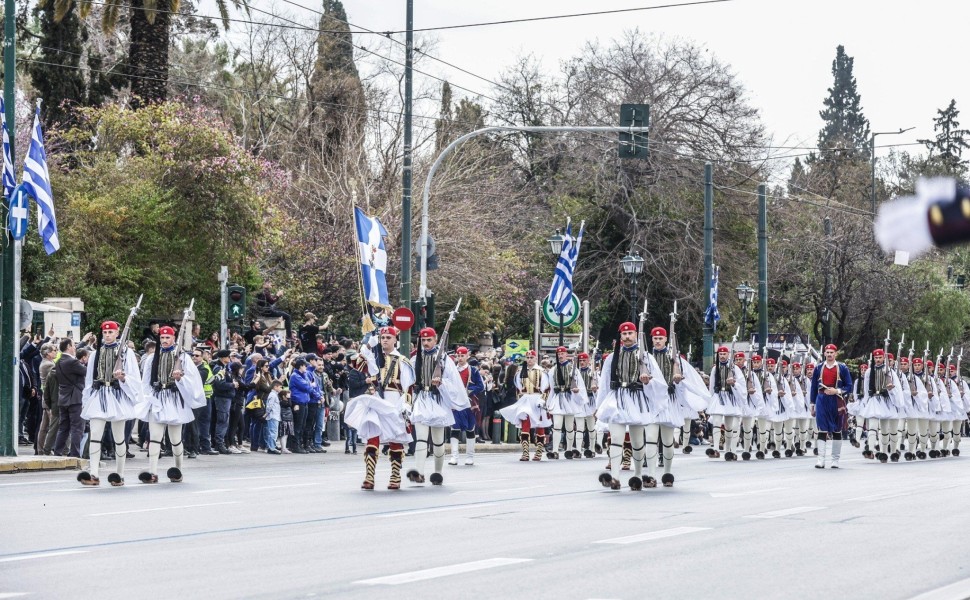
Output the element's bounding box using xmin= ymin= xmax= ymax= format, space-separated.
xmin=392 ymin=307 xmax=415 ymax=330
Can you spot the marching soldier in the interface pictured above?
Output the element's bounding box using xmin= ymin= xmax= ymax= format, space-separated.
xmin=77 ymin=320 xmax=146 ymax=486
xmin=809 ymin=344 xmax=852 ymax=469
xmin=500 ymin=350 xmax=551 ymax=461
xmin=707 ymin=346 xmax=746 ymax=461
xmin=345 ymin=326 xmax=414 ymax=490
xmin=450 ymin=347 xmax=483 ymax=466
xmin=572 ymin=352 xmax=598 ymax=458
xmin=542 ymin=346 xmax=586 ymax=460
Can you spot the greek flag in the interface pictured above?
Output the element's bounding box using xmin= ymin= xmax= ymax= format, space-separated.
xmin=22 ymin=107 xmax=59 ymax=254
xmin=0 ymin=97 xmax=14 ymax=200
xmin=548 ymin=221 xmax=584 ymax=317
xmin=354 ymin=206 xmax=389 ymax=307
xmin=705 ymin=265 xmax=720 ymax=330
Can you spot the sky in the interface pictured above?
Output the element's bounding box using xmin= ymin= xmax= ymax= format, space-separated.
xmin=209 ymin=0 xmax=970 ymax=163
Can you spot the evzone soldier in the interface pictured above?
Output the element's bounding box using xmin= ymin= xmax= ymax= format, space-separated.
xmin=451 ymin=346 xmax=482 ymax=466
xmin=898 ymin=356 xmax=930 ymax=461
xmin=542 ymin=346 xmax=586 ymax=460
xmin=848 ymin=363 xmax=868 ymax=453
xmin=77 ymin=320 xmax=146 ymax=486
xmin=499 ymin=350 xmax=551 ymax=461
xmin=406 ymin=327 xmax=469 ymax=485
xmin=753 ymin=355 xmax=784 ymax=459
xmin=778 ymin=360 xmax=806 ymax=457
xmin=809 ymin=343 xmax=853 ymax=469
xmin=945 ymin=363 xmax=966 ymax=456
xmin=344 ymin=326 xmax=414 ymax=490
xmin=799 ymin=362 xmax=816 ymax=455
xmin=736 ymin=351 xmax=765 ymax=460
xmin=595 ymin=321 xmax=666 ymax=490
xmin=925 ymin=360 xmax=948 ymax=458
xmin=138 ymin=324 xmax=206 ymax=484
xmin=572 ymin=352 xmax=598 ymax=458
xmin=648 ymin=325 xmax=707 ymax=486
xmin=707 ymin=346 xmax=746 ymax=461
xmin=859 ymin=349 xmax=903 ymax=463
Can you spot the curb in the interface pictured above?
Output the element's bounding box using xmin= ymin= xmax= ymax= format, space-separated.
xmin=0 ymin=456 xmax=85 ymax=474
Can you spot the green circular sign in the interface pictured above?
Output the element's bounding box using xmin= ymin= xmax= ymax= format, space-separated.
xmin=543 ymin=294 xmax=580 ymax=328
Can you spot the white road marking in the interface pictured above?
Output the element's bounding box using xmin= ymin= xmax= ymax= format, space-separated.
xmin=744 ymin=506 xmax=825 ymax=519
xmin=0 ymin=550 xmax=88 ymax=563
xmin=217 ymin=475 xmax=290 ymax=481
xmin=191 ymin=488 xmax=237 ymax=494
xmin=593 ymin=527 xmax=711 ymax=545
xmin=447 ymin=478 xmax=511 ymax=486
xmin=0 ymin=593 xmax=30 ymax=598
xmin=843 ymin=490 xmax=922 ymax=503
xmin=354 ymin=557 xmax=532 ymax=585
xmin=52 ymin=485 xmax=154 ymax=493
xmin=909 ymin=576 xmax=970 ymax=600
xmin=710 ymin=487 xmax=789 ymax=498
xmin=250 ymin=482 xmax=323 ymax=491
xmin=88 ymin=501 xmax=239 ymax=517
xmin=0 ymin=479 xmax=63 ymax=487
xmin=375 ymin=503 xmax=498 ymax=518
xmin=451 ymin=485 xmax=546 ymax=495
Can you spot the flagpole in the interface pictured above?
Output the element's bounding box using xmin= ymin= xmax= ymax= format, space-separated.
xmin=0 ymin=0 xmax=18 ymax=456
xmin=352 ymin=206 xmax=373 ymax=335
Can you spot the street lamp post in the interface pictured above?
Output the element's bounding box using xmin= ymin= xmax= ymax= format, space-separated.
xmin=871 ymin=127 xmax=914 ymax=214
xmin=736 ymin=281 xmax=755 ymax=340
xmin=547 ymin=229 xmax=566 ymax=347
xmin=620 ymin=252 xmax=645 ymax=324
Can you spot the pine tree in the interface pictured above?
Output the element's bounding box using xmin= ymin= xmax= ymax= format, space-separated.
xmin=309 ymin=0 xmax=364 ymax=167
xmin=815 ymin=45 xmax=871 ymax=159
xmin=920 ymin=99 xmax=970 ymax=177
xmin=28 ymin=1 xmax=88 ymax=128
xmin=787 ymin=157 xmax=806 ymax=195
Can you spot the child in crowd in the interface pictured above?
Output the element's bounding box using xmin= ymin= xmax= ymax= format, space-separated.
xmin=264 ymin=380 xmax=283 ymax=454
xmin=279 ymin=389 xmax=294 ymax=454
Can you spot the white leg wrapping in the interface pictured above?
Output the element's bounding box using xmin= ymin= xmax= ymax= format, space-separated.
xmin=148 ymin=422 xmax=166 ymax=475
xmin=431 ymin=427 xmax=446 ymax=473
xmin=412 ymin=423 xmax=430 ymax=475
xmin=643 ymin=424 xmax=659 ymax=481
xmin=465 ymin=435 xmax=476 ymax=463
xmin=952 ymin=421 xmax=963 ymax=449
xmin=449 ymin=438 xmax=460 ymax=464
xmin=564 ymin=416 xmax=575 ymax=452
xmin=111 ymin=420 xmax=127 ymax=477
xmin=169 ymin=425 xmax=184 ymax=470
xmin=724 ymin=416 xmax=740 ymax=456
xmin=88 ymin=419 xmax=107 ymax=479
xmin=660 ymin=425 xmax=675 ymax=474
xmin=629 ymin=426 xmax=646 ymax=480
xmin=830 ymin=438 xmax=842 ymax=467
xmin=608 ymin=424 xmax=627 ymax=482
xmin=740 ymin=417 xmax=754 ymax=453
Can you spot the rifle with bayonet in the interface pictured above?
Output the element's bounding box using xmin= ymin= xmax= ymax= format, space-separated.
xmin=432 ymin=297 xmax=462 ymax=382
xmin=169 ymin=299 xmax=195 ymax=379
xmin=114 ymin=294 xmax=143 ymax=373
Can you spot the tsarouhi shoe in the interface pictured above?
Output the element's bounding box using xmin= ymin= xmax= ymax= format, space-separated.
xmin=429 ymin=473 xmax=444 ymax=486
xmin=107 ymin=473 xmax=124 ymax=487
xmin=167 ymin=467 xmax=183 ymax=483
xmin=138 ymin=472 xmax=158 ymax=484
xmin=77 ymin=471 xmax=99 ymax=486
xmin=661 ymin=473 xmax=674 ymax=487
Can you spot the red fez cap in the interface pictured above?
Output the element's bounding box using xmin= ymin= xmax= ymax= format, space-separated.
xmin=618 ymin=322 xmax=637 ymax=333
xmin=650 ymin=327 xmax=667 ymax=337
xmin=525 ymin=350 xmax=537 ymax=357
xmin=159 ymin=326 xmax=175 ymax=336
xmin=913 ymin=358 xmax=923 ymax=365
xmin=781 ymin=360 xmax=789 ymax=367
xmin=418 ymin=327 xmax=437 ymax=338
xmin=717 ymin=346 xmax=729 ymax=353
xmin=752 ymin=355 xmax=763 ymax=361
xmin=860 ymin=363 xmax=869 ymax=370
xmin=766 ymin=358 xmax=777 ymax=365
xmin=578 ymin=352 xmax=590 ymax=360
xmin=887 ymin=353 xmax=895 ymax=360
xmin=101 ymin=321 xmax=120 ymax=331
xmin=872 ymin=349 xmax=885 ymax=357
xmin=556 ymin=346 xmax=568 ymax=353
xmin=899 ymin=356 xmax=909 ymax=363
xmin=824 ymin=344 xmax=837 ymax=352
xmin=455 ymin=346 xmax=469 ymax=355
xmin=734 ymin=352 xmax=746 ymax=359
xmin=792 ymin=362 xmax=802 ymax=368
xmin=926 ymin=361 xmax=935 ymax=368
xmin=380 ymin=326 xmax=400 ymax=337
xmin=949 ymin=363 xmax=957 ymax=371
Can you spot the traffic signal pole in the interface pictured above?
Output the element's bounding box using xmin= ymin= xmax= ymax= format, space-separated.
xmin=0 ymin=0 xmax=17 ymax=456
xmin=219 ymin=266 xmax=228 ymax=350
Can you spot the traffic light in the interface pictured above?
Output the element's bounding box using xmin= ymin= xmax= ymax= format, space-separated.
xmin=619 ymin=103 xmax=649 ymax=160
xmin=227 ymin=284 xmax=246 ymax=321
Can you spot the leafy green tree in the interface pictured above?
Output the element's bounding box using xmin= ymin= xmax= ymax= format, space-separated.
xmin=21 ymin=101 xmax=280 ymax=330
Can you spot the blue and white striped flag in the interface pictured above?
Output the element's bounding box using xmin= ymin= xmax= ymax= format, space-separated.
xmin=354 ymin=206 xmax=390 ymax=308
xmin=22 ymin=107 xmax=59 ymax=254
xmin=704 ymin=265 xmax=720 ymax=330
xmin=548 ymin=220 xmax=584 ymax=317
xmin=0 ymin=97 xmax=15 ymax=200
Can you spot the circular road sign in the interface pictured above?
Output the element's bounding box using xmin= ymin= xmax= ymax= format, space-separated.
xmin=392 ymin=306 xmax=416 ymax=330
xmin=542 ymin=294 xmax=580 ymax=328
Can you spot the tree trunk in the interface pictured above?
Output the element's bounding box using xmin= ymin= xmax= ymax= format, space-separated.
xmin=128 ymin=0 xmax=171 ymax=107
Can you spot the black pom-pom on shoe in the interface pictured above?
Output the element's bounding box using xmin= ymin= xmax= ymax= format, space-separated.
xmin=661 ymin=473 xmax=674 ymax=487
xmin=429 ymin=472 xmax=443 ymax=485
xmin=167 ymin=467 xmax=183 ymax=482
xmin=628 ymin=476 xmax=643 ymax=491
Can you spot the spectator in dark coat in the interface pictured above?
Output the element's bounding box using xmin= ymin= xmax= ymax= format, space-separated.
xmin=53 ymin=339 xmax=88 ymax=458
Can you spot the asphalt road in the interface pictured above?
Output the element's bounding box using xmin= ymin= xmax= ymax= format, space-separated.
xmin=3 ymin=444 xmax=970 ymax=600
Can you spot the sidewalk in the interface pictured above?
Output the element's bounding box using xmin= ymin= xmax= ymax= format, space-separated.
xmin=0 ymin=454 xmax=85 ymax=474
